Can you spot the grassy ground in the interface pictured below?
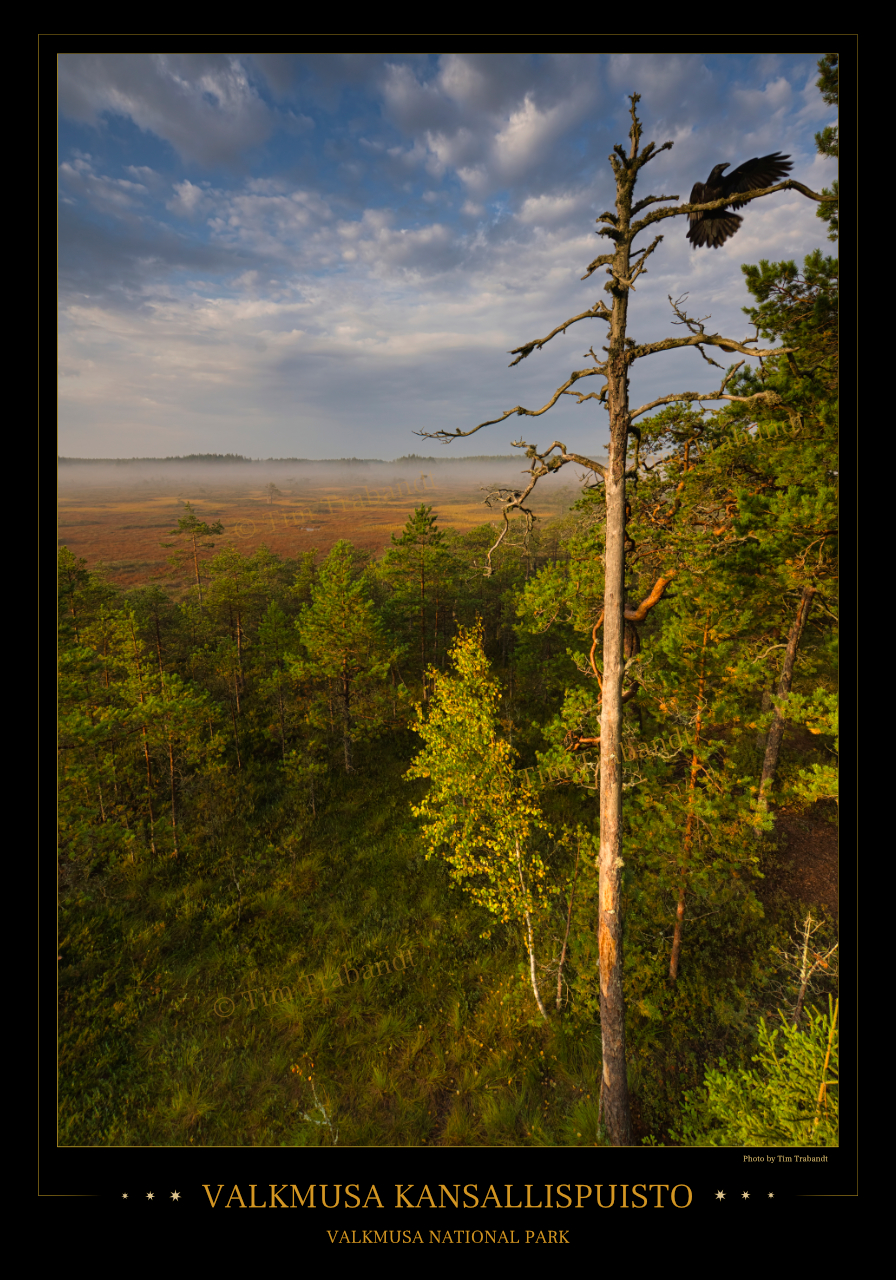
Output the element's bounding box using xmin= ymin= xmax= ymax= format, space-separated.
xmin=58 ymin=731 xmax=838 ymax=1148
xmin=58 ymin=738 xmax=609 ymax=1147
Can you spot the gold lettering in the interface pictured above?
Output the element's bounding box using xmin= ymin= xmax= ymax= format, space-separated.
xmin=576 ymin=1184 xmax=592 ymax=1208
xmin=525 ymin=1185 xmax=543 ymax=1208
xmin=631 ymin=1185 xmax=648 ymax=1208
xmin=248 ymin=1185 xmax=267 ymax=1208
xmin=670 ymin=1185 xmax=692 ymax=1208
xmin=648 ymin=1185 xmax=669 ymax=1208
xmin=270 ymin=1184 xmax=289 ymax=1209
xmin=396 ymin=1184 xmax=416 ymax=1208
xmin=202 ymin=1184 xmax=224 ymax=1207
xmin=225 ymin=1185 xmax=246 ymax=1208
xmin=505 ymin=1185 xmax=522 ymax=1208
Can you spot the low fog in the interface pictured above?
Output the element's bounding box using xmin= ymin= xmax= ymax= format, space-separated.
xmin=57 ymin=455 xmax=608 ymax=501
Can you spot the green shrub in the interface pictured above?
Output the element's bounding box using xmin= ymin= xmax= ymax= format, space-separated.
xmin=675 ymin=997 xmax=838 ymax=1146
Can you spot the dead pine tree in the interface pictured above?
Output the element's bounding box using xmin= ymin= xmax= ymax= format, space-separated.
xmin=418 ymin=93 xmax=834 ymax=1147
xmin=773 ymin=911 xmax=839 ymax=1028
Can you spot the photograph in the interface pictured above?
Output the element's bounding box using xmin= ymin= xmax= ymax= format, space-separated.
xmin=53 ymin=45 xmax=846 ymax=1219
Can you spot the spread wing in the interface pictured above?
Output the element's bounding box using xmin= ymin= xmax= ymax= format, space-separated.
xmin=723 ymin=153 xmax=792 ymax=209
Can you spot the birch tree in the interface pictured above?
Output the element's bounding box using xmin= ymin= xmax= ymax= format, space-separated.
xmin=406 ymin=622 xmax=557 ymax=1021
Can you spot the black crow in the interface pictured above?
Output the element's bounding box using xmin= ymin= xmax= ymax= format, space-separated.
xmin=687 ymin=153 xmax=793 ymax=249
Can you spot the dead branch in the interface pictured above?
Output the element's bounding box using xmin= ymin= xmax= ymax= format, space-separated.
xmin=629 ymin=178 xmax=837 ymax=241
xmin=508 ymin=303 xmax=612 ymax=366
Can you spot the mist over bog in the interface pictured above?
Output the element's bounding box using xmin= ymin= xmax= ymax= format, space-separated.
xmin=57 ymin=455 xmax=601 ymax=588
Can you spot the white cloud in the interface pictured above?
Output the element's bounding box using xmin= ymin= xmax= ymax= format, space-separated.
xmin=516 ymin=192 xmax=584 ymax=226
xmin=167 ymin=179 xmax=210 ymax=218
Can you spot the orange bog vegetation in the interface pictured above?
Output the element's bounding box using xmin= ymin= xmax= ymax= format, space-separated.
xmin=57 ymin=462 xmax=578 ymax=590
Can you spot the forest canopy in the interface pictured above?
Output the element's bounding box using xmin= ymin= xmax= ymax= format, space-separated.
xmin=58 ymin=76 xmax=838 ymax=1151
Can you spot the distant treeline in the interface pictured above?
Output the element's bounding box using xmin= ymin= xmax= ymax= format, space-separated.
xmin=58 ymin=453 xmax=521 ymax=466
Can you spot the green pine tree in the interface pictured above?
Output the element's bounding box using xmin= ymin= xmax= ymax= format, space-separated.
xmin=676 ymin=997 xmax=838 ymax=1146
xmin=293 ymin=540 xmax=396 ymax=772
xmin=161 ymin=502 xmax=224 ymax=611
xmin=814 ymin=53 xmax=838 ymax=241
xmin=377 ymin=504 xmax=453 ymax=701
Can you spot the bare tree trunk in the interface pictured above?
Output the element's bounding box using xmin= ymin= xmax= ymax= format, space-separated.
xmin=813 ymin=998 xmax=838 ymax=1134
xmin=236 ymin=607 xmax=245 ymax=695
xmin=229 ymin=696 xmax=242 ymax=770
xmin=755 ymin=686 xmax=774 ymax=752
xmin=167 ymin=733 xmax=178 ymax=857
xmin=756 ymin=585 xmax=816 ymax=833
xmin=153 ymin=613 xmax=165 ymax=681
xmin=141 ymin=726 xmax=156 ymax=853
xmin=517 ymin=838 xmax=548 ymax=1021
xmin=191 ymin=532 xmax=204 ymax=611
xmin=792 ymin=912 xmax=814 ymax=1028
xmin=597 ymin=192 xmax=635 ymax=1146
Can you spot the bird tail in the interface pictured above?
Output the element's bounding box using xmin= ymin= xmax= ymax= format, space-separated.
xmin=688 ymin=212 xmax=742 ymax=248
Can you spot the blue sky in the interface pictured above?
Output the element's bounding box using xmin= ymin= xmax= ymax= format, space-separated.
xmin=58 ymin=53 xmax=836 ymax=461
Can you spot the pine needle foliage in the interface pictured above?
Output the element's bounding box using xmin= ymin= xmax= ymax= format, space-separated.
xmin=675 ymin=996 xmax=838 ymax=1146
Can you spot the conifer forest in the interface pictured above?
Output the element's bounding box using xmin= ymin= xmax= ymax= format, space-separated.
xmin=57 ymin=82 xmax=839 ymax=1151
